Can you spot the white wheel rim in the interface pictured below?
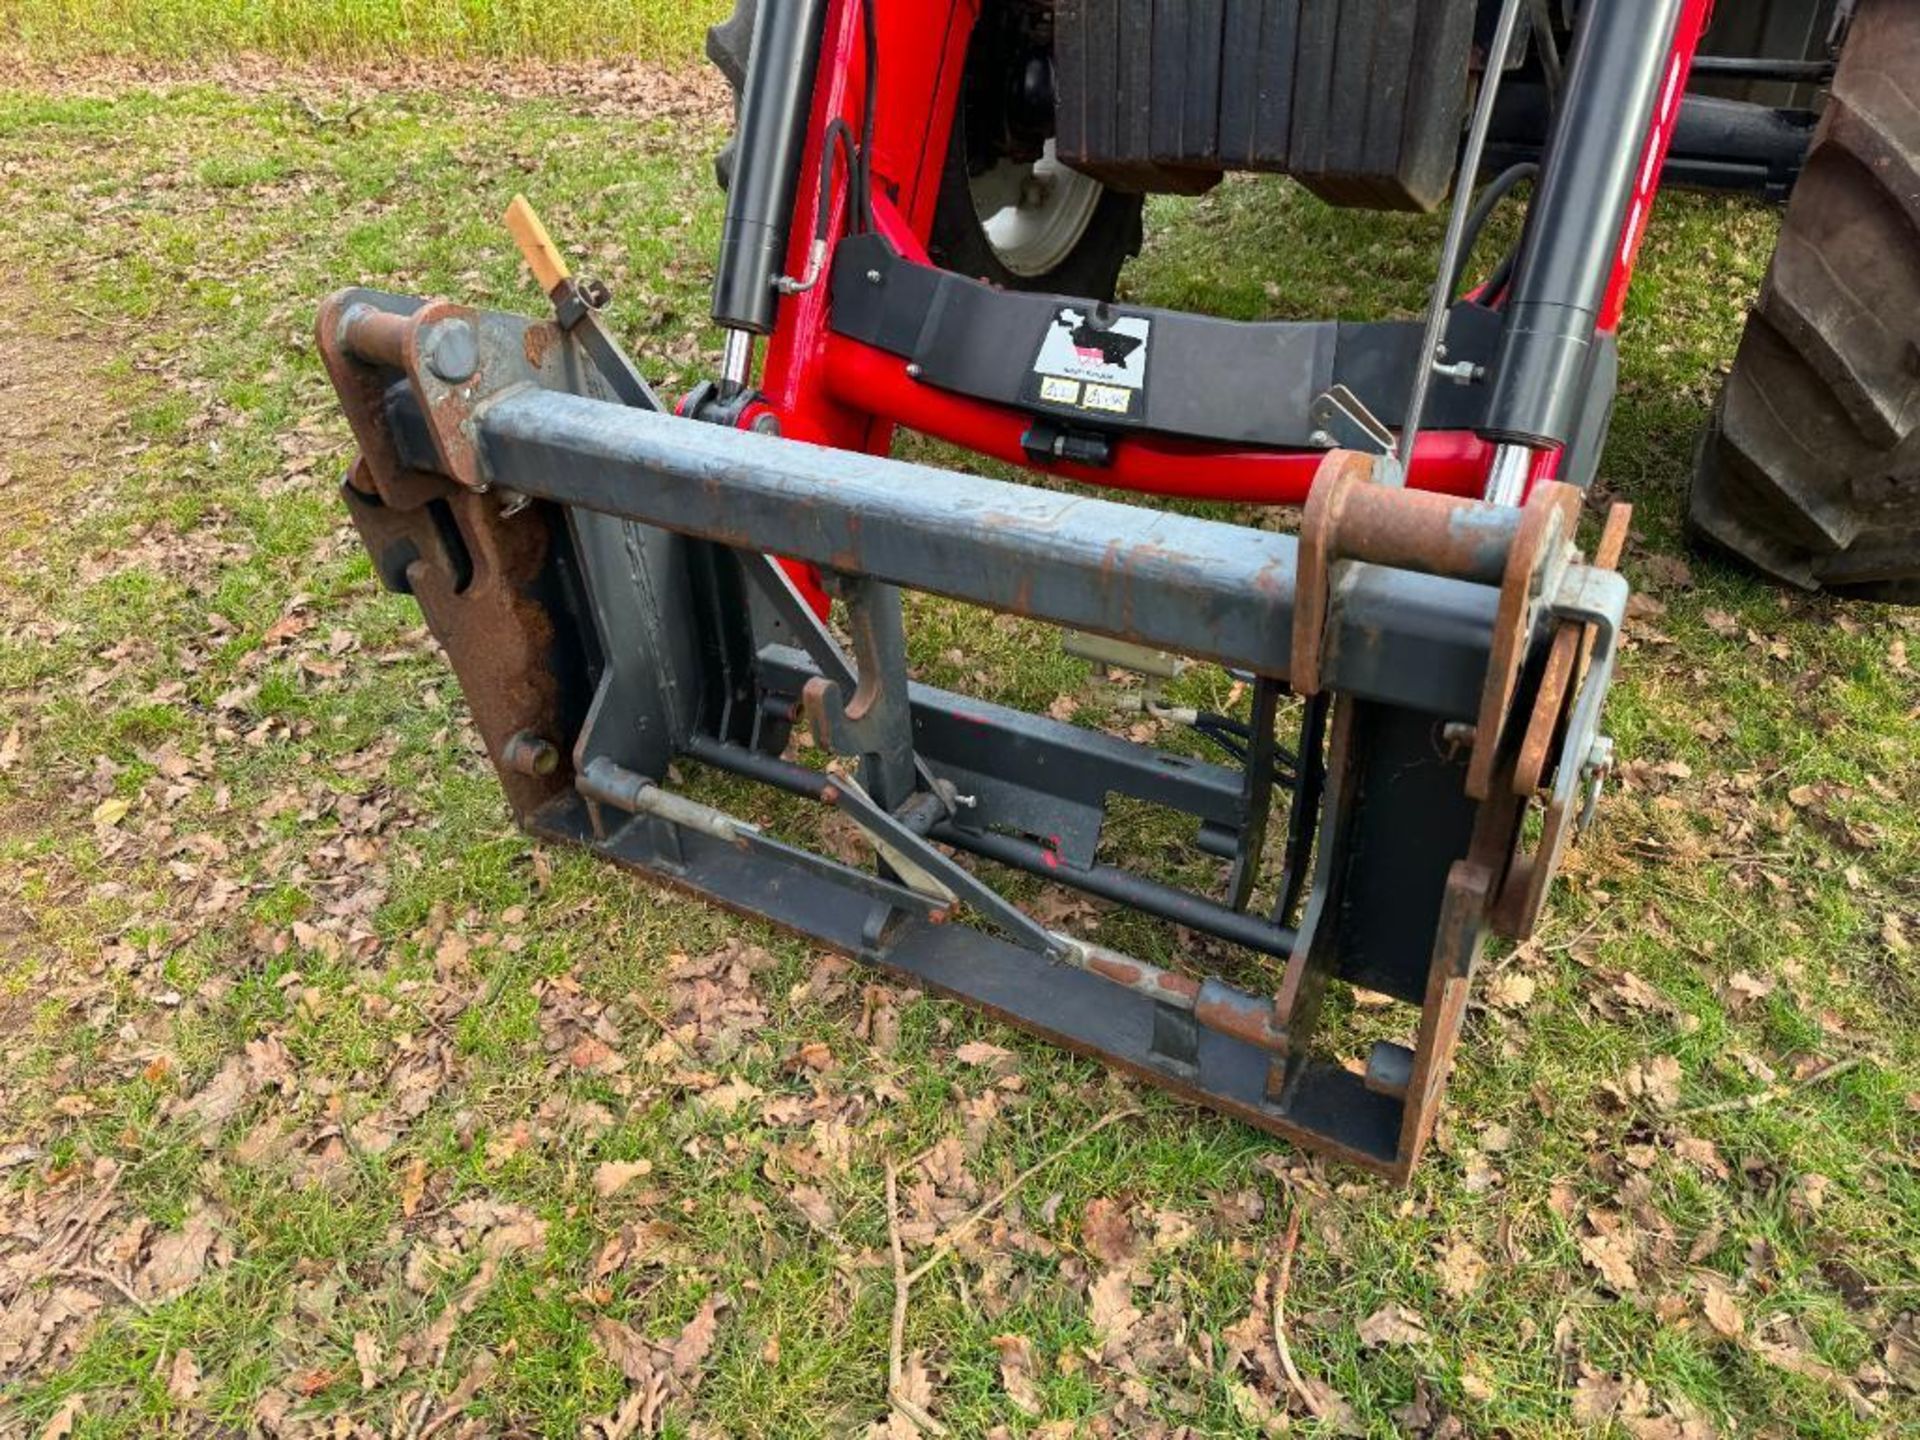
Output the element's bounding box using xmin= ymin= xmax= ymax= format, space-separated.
xmin=968 ymin=139 xmax=1106 ymax=278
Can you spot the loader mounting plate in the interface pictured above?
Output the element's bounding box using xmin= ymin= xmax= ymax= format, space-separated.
xmin=317 ymin=289 xmax=1628 ymax=1181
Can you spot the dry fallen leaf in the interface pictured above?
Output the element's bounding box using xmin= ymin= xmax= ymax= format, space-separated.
xmin=590 ymin=1289 xmax=729 ymax=1405
xmin=1671 ymin=1135 xmax=1728 ymax=1180
xmin=1086 ymin=1268 xmax=1141 ymax=1360
xmin=593 ymin=1159 xmax=654 ymax=1198
xmin=954 ymin=1040 xmax=1016 ymax=1070
xmin=897 ymin=1349 xmax=938 ymax=1413
xmin=1789 ymin=1172 xmax=1832 ymax=1222
xmin=1699 ymin=1276 xmax=1744 ymax=1340
xmin=1572 ymin=1368 xmax=1649 ymax=1427
xmin=1751 ymin=1319 xmax=1878 ymax=1418
xmin=1722 ymin=970 xmax=1775 ymax=1012
xmin=1435 ymin=1240 xmax=1488 ymax=1299
xmin=1883 ymin=1313 xmax=1919 ymax=1391
xmin=1624 ymin=1054 xmax=1684 ymax=1111
xmin=592 ymin=1316 xmax=656 ymax=1386
xmin=36 ymin=1394 xmax=84 ymax=1440
xmin=1486 ymin=971 xmax=1537 ymax=1011
xmin=138 ymin=1204 xmax=225 ymax=1301
xmin=400 ymin=1156 xmax=429 ymax=1217
xmin=1579 ymin=1212 xmax=1640 ymax=1293
xmin=1080 ymin=1196 xmax=1137 ymax=1267
xmin=568 ymin=1036 xmax=622 ymax=1072
xmin=694 ymin=1076 xmax=763 ymax=1114
xmin=91 ymin=795 xmax=130 ymax=829
xmin=1356 ymin=1302 xmax=1430 ymax=1348
xmin=166 ymin=1348 xmax=201 ymax=1402
xmin=992 ymin=1333 xmax=1044 ymax=1416
xmin=353 ymin=1330 xmax=384 ymax=1391
xmin=668 ymin=1291 xmax=728 ymax=1379
xmin=786 ymin=1183 xmax=837 ymax=1232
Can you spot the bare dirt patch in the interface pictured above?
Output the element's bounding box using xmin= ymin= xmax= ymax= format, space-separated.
xmin=0 ymin=280 xmax=126 ymax=566
xmin=0 ymin=48 xmax=730 ymax=124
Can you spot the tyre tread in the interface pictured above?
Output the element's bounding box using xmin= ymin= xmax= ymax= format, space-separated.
xmin=1692 ymin=0 xmax=1920 ymax=597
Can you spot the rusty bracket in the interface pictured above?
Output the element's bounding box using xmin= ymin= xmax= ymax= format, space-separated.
xmin=1491 ymin=549 xmax=1631 ymax=939
xmin=1291 ymin=450 xmax=1538 ymax=698
xmin=320 ymin=291 xmax=603 ymax=501
xmin=1464 ymin=481 xmax=1584 ymax=801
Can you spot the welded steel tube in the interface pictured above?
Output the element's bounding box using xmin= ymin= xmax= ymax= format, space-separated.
xmin=474 ymin=391 xmax=1512 ymax=718
xmin=934 ymin=823 xmax=1299 ymax=961
xmin=682 ymin=735 xmax=1300 ymax=961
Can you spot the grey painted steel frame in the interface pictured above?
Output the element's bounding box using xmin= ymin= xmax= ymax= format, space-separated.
xmin=462 ymin=385 xmax=1528 ymax=719
xmin=332 ymin=287 xmax=1632 ymax=1172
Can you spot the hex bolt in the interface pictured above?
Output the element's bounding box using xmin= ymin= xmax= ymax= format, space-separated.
xmin=1577 ymin=735 xmax=1616 ymax=830
xmin=905 ymin=362 xmax=924 ymax=379
xmin=426 ymin=320 xmax=480 ymax=384
xmin=866 ymin=269 xmax=883 ymax=284
xmin=501 ymin=730 xmax=560 ymax=778
xmin=1581 ymin=734 xmax=1615 ymax=777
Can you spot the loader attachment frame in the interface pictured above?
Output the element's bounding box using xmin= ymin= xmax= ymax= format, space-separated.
xmin=321 ymin=290 xmax=1625 ymax=1180
xmin=316 ymin=0 xmax=1711 ymax=1177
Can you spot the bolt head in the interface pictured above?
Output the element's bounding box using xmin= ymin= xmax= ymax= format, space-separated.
xmin=426 ymin=320 xmax=480 ymax=383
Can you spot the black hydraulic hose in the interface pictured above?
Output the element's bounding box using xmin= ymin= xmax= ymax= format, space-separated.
xmin=857 ymin=0 xmax=878 ymax=204
xmin=1479 ymin=247 xmax=1519 ymax=309
xmin=1449 ymin=161 xmax=1538 ymax=302
xmin=783 ymin=0 xmax=880 ymax=287
xmin=814 ymin=118 xmax=864 ymax=240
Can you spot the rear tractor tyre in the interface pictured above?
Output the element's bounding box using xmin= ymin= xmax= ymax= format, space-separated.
xmin=1689 ymin=0 xmax=1920 ymax=600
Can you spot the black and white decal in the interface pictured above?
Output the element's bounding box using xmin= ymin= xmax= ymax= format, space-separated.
xmin=1025 ymin=305 xmax=1151 ymax=422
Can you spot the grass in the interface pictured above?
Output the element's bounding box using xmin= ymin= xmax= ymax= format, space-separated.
xmin=0 ymin=0 xmax=729 ymax=63
xmin=0 ymin=55 xmax=1915 ymax=1440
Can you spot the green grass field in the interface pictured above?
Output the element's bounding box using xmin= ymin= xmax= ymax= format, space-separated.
xmin=0 ymin=41 xmax=1916 ymax=1440
xmin=0 ymin=0 xmax=728 ymax=62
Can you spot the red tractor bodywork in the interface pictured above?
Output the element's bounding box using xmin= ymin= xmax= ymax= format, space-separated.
xmin=752 ymin=0 xmax=1716 ymax=506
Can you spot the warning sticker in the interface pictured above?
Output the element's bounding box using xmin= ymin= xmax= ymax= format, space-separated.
xmin=1026 ymin=306 xmax=1150 ymax=422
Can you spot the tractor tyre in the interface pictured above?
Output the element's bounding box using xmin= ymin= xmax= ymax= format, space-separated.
xmin=706 ymin=0 xmax=1142 ymax=302
xmin=1689 ymin=0 xmax=1920 ymax=600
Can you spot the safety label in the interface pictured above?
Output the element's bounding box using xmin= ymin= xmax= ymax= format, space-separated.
xmin=1026 ymin=306 xmax=1151 ymax=422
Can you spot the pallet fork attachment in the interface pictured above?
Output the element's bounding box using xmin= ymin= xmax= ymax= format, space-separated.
xmin=318 ymin=270 xmax=1628 ymax=1180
